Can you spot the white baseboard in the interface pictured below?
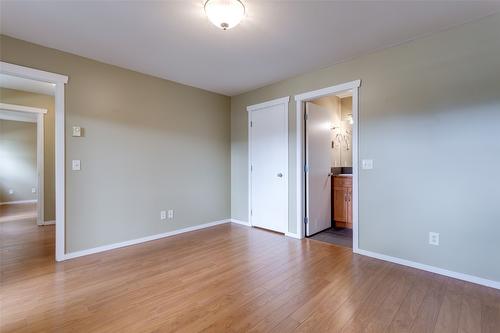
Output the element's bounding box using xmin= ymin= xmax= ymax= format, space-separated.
xmin=63 ymin=219 xmax=231 ymax=261
xmin=0 ymin=199 xmax=37 ymax=206
xmin=355 ymin=248 xmax=500 ymax=290
xmin=285 ymin=232 xmax=302 ymax=239
xmin=43 ymin=220 xmax=55 ymax=225
xmin=230 ymin=219 xmax=251 ymax=227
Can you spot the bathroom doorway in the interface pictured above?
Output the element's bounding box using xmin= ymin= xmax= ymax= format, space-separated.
xmin=305 ymin=91 xmax=354 ymax=247
xmin=294 ymin=80 xmax=360 ymax=250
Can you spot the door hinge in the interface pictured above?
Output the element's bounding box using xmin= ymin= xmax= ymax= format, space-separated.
xmin=251 ymin=164 xmax=253 ymax=172
xmin=304 ymin=164 xmax=310 ymax=173
xmin=251 ymin=209 xmax=253 ymax=216
xmin=250 ymin=121 xmax=253 ymax=127
xmin=304 ymin=112 xmax=309 ymax=121
xmin=304 ymin=217 xmax=309 ymax=224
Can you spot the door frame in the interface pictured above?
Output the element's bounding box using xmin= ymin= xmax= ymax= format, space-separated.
xmin=294 ymin=80 xmax=361 ymax=251
xmin=247 ymin=96 xmax=289 ymax=232
xmin=0 ymin=103 xmax=47 ymax=226
xmin=1 ymin=61 xmax=68 ymax=261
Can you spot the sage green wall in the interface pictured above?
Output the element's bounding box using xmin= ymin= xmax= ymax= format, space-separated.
xmin=231 ymin=14 xmax=500 ymax=281
xmin=0 ymin=35 xmax=230 ymax=253
xmin=0 ymin=119 xmax=36 ymax=202
xmin=0 ymin=88 xmax=55 ymax=221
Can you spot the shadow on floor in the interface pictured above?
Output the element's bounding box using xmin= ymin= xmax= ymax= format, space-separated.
xmin=310 ymin=227 xmax=353 ymax=248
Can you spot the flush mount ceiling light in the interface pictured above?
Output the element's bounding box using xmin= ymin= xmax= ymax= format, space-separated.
xmin=204 ymin=0 xmax=245 ymax=30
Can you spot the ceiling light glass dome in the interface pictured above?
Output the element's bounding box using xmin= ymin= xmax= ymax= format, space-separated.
xmin=204 ymin=0 xmax=245 ymax=30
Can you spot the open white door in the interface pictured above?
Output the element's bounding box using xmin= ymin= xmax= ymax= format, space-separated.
xmin=249 ymin=99 xmax=288 ymax=233
xmin=305 ymin=102 xmax=332 ymax=236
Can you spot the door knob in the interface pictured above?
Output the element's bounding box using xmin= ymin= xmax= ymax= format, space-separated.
xmin=277 ymin=173 xmax=283 ymax=178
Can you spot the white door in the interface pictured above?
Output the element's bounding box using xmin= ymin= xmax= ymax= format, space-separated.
xmin=250 ymin=103 xmax=288 ymax=233
xmin=306 ymin=102 xmax=332 ymax=236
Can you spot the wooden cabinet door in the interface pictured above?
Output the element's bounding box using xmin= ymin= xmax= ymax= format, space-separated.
xmin=333 ymin=187 xmax=348 ymax=222
xmin=347 ymin=188 xmax=353 ymax=224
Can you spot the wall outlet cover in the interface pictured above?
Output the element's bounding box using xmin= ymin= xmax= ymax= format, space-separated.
xmin=32 ymin=187 xmax=37 ymax=193
xmin=168 ymin=210 xmax=174 ymax=219
xmin=8 ymin=189 xmax=14 ymax=195
xmin=160 ymin=210 xmax=167 ymax=220
xmin=429 ymin=232 xmax=440 ymax=246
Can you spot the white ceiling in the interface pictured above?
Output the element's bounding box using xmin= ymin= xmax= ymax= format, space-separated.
xmin=0 ymin=73 xmax=55 ymax=96
xmin=1 ymin=1 xmax=499 ymax=96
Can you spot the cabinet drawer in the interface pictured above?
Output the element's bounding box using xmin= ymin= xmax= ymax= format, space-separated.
xmin=333 ymin=176 xmax=352 ymax=187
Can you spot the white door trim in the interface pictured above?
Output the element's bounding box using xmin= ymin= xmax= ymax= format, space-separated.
xmin=247 ymin=96 xmax=290 ymax=232
xmin=0 ymin=102 xmax=48 ymax=114
xmin=1 ymin=61 xmax=68 ymax=261
xmin=0 ymin=103 xmax=46 ymax=226
xmin=247 ymin=96 xmax=290 ymax=112
xmin=294 ymin=80 xmax=361 ymax=251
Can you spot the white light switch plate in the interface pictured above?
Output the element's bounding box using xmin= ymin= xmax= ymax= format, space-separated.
xmin=362 ymin=159 xmax=373 ymax=170
xmin=72 ymin=160 xmax=81 ymax=171
xmin=8 ymin=189 xmax=14 ymax=195
xmin=168 ymin=210 xmax=174 ymax=219
xmin=160 ymin=210 xmax=167 ymax=220
xmin=32 ymin=187 xmax=37 ymax=193
xmin=72 ymin=126 xmax=82 ymax=137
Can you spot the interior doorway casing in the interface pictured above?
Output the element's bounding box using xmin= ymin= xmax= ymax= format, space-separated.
xmin=294 ymin=80 xmax=361 ymax=252
xmin=0 ymin=103 xmax=47 ymax=226
xmin=0 ymin=61 xmax=68 ymax=261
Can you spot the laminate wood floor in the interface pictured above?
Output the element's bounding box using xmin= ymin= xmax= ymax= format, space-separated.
xmin=1 ymin=219 xmax=499 ymax=333
xmin=0 ymin=203 xmax=36 ymax=223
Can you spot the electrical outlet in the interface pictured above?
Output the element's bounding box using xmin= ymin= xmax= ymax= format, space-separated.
xmin=32 ymin=187 xmax=37 ymax=193
xmin=429 ymin=232 xmax=440 ymax=246
xmin=167 ymin=209 xmax=174 ymax=219
xmin=160 ymin=210 xmax=167 ymax=220
xmin=8 ymin=189 xmax=14 ymax=195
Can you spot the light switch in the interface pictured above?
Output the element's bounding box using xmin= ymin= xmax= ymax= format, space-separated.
xmin=72 ymin=126 xmax=82 ymax=137
xmin=32 ymin=187 xmax=37 ymax=193
xmin=72 ymin=160 xmax=81 ymax=171
xmin=362 ymin=159 xmax=373 ymax=170
xmin=8 ymin=189 xmax=14 ymax=195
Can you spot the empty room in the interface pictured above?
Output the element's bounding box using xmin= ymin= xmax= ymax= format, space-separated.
xmin=1 ymin=1 xmax=499 ymax=332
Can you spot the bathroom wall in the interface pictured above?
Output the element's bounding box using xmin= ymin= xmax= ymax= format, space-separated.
xmin=310 ymin=95 xmax=353 ymax=168
xmin=340 ymin=96 xmax=353 ymax=167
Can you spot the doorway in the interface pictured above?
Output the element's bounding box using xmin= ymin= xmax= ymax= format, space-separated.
xmin=305 ymin=90 xmax=354 ymax=247
xmin=0 ymin=61 xmax=68 ymax=261
xmin=247 ymin=97 xmax=289 ymax=234
xmin=0 ymin=102 xmax=47 ymax=226
xmin=295 ymin=80 xmax=360 ymax=251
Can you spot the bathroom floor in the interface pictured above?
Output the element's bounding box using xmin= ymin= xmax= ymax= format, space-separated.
xmin=310 ymin=227 xmax=353 ymax=248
